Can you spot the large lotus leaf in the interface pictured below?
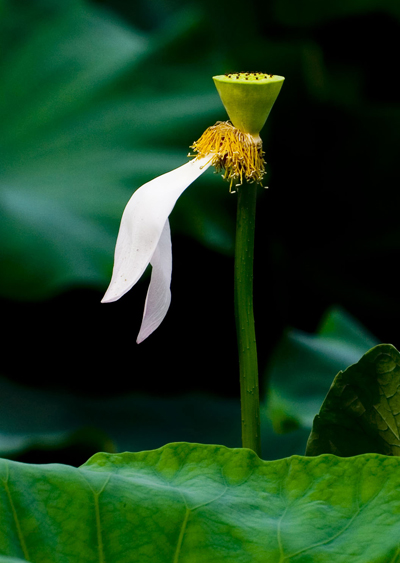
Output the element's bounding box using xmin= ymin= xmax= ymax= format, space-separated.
xmin=1 ymin=443 xmax=400 ymax=561
xmin=0 ymin=0 xmax=230 ymax=300
xmin=306 ymin=343 xmax=400 ymax=456
xmin=265 ymin=306 xmax=378 ymax=433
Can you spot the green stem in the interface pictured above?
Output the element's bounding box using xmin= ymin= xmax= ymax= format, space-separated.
xmin=234 ymin=182 xmax=261 ymax=457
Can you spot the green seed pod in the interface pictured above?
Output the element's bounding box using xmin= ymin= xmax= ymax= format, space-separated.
xmin=213 ymin=72 xmax=285 ymax=136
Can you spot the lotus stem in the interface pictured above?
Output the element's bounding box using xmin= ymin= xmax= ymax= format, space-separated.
xmin=234 ymin=182 xmax=261 ymax=457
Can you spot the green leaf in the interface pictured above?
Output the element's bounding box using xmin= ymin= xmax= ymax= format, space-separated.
xmin=266 ymin=306 xmax=378 ymax=434
xmin=1 ymin=443 xmax=400 ymax=561
xmin=306 ymin=343 xmax=400 ymax=456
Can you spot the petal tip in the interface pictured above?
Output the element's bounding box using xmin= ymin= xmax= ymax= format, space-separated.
xmin=101 ymin=289 xmax=121 ymax=303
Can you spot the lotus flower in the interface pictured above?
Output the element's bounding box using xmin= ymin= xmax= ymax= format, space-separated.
xmin=102 ymin=72 xmax=284 ymax=342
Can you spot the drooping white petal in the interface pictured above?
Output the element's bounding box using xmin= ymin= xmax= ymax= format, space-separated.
xmin=136 ymin=219 xmax=172 ymax=344
xmin=101 ymin=155 xmax=211 ymax=304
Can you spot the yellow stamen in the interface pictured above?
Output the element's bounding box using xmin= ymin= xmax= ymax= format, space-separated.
xmin=189 ymin=121 xmax=265 ymax=192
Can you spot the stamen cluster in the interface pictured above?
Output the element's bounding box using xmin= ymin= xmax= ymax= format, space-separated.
xmin=190 ymin=121 xmax=265 ymax=192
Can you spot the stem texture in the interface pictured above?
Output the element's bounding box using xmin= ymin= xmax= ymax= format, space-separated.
xmin=234 ymin=183 xmax=261 ymax=457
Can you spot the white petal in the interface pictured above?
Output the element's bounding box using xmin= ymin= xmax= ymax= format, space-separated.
xmin=136 ymin=219 xmax=172 ymax=343
xmin=101 ymin=155 xmax=211 ymax=303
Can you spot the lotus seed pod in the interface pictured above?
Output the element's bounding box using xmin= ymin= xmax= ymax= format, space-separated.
xmin=213 ymin=72 xmax=285 ymax=136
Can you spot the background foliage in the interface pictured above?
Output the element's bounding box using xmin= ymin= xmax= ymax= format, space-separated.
xmin=0 ymin=0 xmax=399 ymax=465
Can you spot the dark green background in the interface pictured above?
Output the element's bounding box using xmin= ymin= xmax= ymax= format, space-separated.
xmin=1 ymin=0 xmax=399 ymax=464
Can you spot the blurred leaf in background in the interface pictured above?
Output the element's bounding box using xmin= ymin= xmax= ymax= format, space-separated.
xmin=0 ymin=0 xmax=233 ymax=301
xmin=265 ymin=306 xmax=379 ymax=435
xmin=0 ymin=306 xmax=378 ymax=466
